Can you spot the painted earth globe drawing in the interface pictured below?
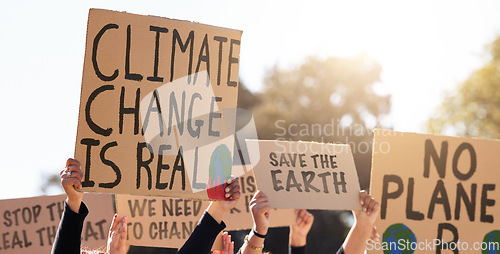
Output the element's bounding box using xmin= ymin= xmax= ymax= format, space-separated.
xmin=482 ymin=230 xmax=500 ymax=254
xmin=382 ymin=223 xmax=417 ymax=254
xmin=207 ymin=144 xmax=232 ymax=199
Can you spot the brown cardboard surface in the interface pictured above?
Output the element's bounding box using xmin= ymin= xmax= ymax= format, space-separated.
xmin=0 ymin=193 xmax=114 ymax=253
xmin=75 ymin=9 xmax=242 ymax=199
xmin=369 ymin=130 xmax=500 ymax=253
xmin=221 ymin=169 xmax=295 ymax=231
xmin=246 ymin=140 xmax=362 ymax=210
xmin=116 ymin=194 xmax=207 ymax=248
xmin=115 ymin=169 xmax=294 ymax=249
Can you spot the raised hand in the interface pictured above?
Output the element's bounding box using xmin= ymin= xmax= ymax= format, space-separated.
xmin=353 ymin=190 xmax=380 ymax=227
xmin=239 ymin=190 xmax=270 ymax=254
xmin=60 ymin=158 xmax=84 ymax=213
xmin=290 ymin=209 xmax=314 ymax=247
xmin=106 ymin=214 xmax=128 ymax=254
xmin=250 ymin=190 xmax=270 ymax=236
xmin=342 ymin=190 xmax=381 ymax=254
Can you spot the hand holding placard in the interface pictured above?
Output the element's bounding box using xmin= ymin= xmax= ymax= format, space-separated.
xmin=240 ymin=190 xmax=270 ymax=253
xmin=250 ymin=190 xmax=271 ymax=236
xmin=343 ymin=191 xmax=381 ymax=254
xmin=206 ymin=177 xmax=241 ymax=223
xmin=60 ymin=158 xmax=84 ymax=213
xmin=114 ymin=171 xmax=295 ymax=249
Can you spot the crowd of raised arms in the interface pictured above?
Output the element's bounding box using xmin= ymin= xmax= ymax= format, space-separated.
xmin=52 ymin=158 xmax=380 ymax=254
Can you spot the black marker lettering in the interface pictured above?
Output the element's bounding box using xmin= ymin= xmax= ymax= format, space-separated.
xmin=125 ymin=25 xmax=143 ymax=81
xmin=194 ymin=34 xmax=210 ymax=86
xmin=119 ymin=87 xmax=140 ymax=135
xmin=81 ymin=138 xmax=100 ymax=187
xmin=381 ymin=175 xmax=403 ymax=219
xmin=271 ymin=169 xmax=284 ymax=191
xmin=92 ymin=24 xmax=119 ymax=81
xmin=452 ymin=142 xmax=476 ymax=180
xmin=424 ymin=139 xmax=448 ymax=178
xmin=156 ymin=144 xmax=172 ymax=190
xmin=171 ymin=30 xmax=194 ymax=83
xmin=98 ymin=141 xmax=121 ymax=188
xmin=427 ymin=180 xmax=451 ymax=220
xmin=213 ymin=36 xmax=227 ymax=85
xmin=147 ymin=26 xmax=168 ymax=82
xmin=85 ymin=85 xmax=114 ymax=136
xmin=227 ymin=39 xmax=240 ymax=87
xmin=137 ymin=142 xmax=153 ymax=190
xmin=406 ymin=177 xmax=424 ymax=220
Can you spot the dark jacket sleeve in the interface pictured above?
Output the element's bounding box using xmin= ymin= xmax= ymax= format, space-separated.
xmin=291 ymin=246 xmax=307 ymax=254
xmin=336 ymin=246 xmax=345 ymax=254
xmin=51 ymin=201 xmax=88 ymax=254
xmin=177 ymin=210 xmax=226 ymax=254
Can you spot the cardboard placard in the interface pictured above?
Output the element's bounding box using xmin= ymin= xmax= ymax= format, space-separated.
xmin=75 ymin=9 xmax=242 ymax=199
xmin=222 ymin=169 xmax=295 ymax=231
xmin=115 ymin=170 xmax=294 ymax=248
xmin=0 ymin=193 xmax=114 ymax=253
xmin=369 ymin=130 xmax=500 ymax=253
xmin=116 ymin=194 xmax=206 ymax=248
xmin=246 ymin=140 xmax=362 ymax=210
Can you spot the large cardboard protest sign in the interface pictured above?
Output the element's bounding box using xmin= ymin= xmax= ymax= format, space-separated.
xmin=115 ymin=169 xmax=294 ymax=248
xmin=246 ymin=140 xmax=362 ymax=210
xmin=75 ymin=9 xmax=242 ymax=199
xmin=0 ymin=193 xmax=114 ymax=253
xmin=369 ymin=130 xmax=500 ymax=253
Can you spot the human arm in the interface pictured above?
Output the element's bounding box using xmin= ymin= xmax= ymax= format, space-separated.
xmin=290 ymin=209 xmax=314 ymax=254
xmin=205 ymin=175 xmax=240 ymax=223
xmin=290 ymin=209 xmax=314 ymax=248
xmin=238 ymin=190 xmax=270 ymax=254
xmin=178 ymin=177 xmax=241 ymax=254
xmin=61 ymin=158 xmax=84 ymax=213
xmin=341 ymin=190 xmax=380 ymax=254
xmin=51 ymin=158 xmax=87 ymax=254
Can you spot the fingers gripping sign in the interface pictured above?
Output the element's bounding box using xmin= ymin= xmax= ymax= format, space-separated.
xmin=206 ymin=176 xmax=242 ymax=224
xmin=342 ymin=190 xmax=381 ymax=254
xmin=239 ymin=190 xmax=271 ymax=253
xmin=290 ymin=209 xmax=314 ymax=247
xmin=250 ymin=190 xmax=270 ymax=236
xmin=60 ymin=158 xmax=84 ymax=213
xmin=355 ymin=190 xmax=380 ymax=225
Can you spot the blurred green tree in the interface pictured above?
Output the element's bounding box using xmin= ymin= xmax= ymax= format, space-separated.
xmin=252 ymin=53 xmax=391 ymax=190
xmin=428 ymin=36 xmax=500 ymax=139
